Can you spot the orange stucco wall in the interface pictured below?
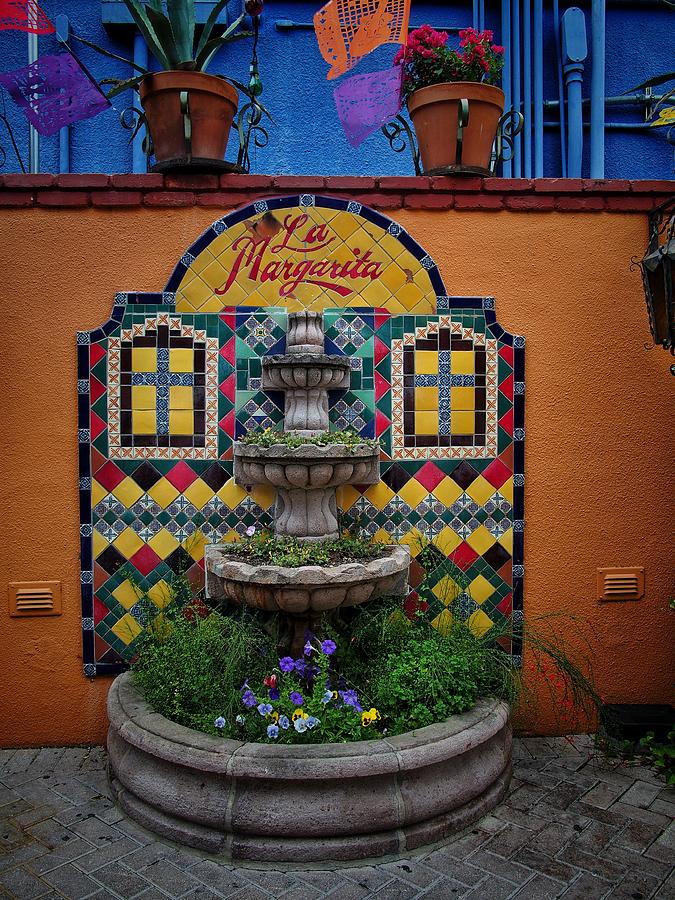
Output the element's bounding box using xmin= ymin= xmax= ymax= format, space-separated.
xmin=1 ymin=204 xmax=673 ymax=747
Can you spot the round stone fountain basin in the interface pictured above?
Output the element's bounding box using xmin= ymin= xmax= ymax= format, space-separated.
xmin=262 ymin=353 xmax=350 ymax=391
xmin=107 ymin=673 xmax=512 ymax=863
xmin=233 ymin=442 xmax=380 ymax=490
xmin=205 ymin=544 xmax=411 ymax=614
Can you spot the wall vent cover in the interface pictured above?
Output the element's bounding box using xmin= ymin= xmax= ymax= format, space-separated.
xmin=8 ymin=582 xmax=62 ymax=617
xmin=596 ymin=568 xmax=644 ymax=602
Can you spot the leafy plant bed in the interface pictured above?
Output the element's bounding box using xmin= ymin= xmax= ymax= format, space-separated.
xmin=107 ymin=672 xmax=512 ymax=862
xmin=239 ymin=428 xmax=379 ymax=450
xmin=222 ymin=533 xmax=386 ymax=567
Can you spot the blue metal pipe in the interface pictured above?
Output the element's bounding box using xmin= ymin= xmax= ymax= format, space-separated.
xmin=501 ymin=0 xmax=512 ymax=176
xmin=511 ymin=0 xmax=521 ymax=176
xmin=473 ymin=0 xmax=479 ymax=29
xmin=523 ymin=0 xmax=532 ymax=177
xmin=479 ymin=0 xmax=485 ymax=31
xmin=55 ymin=15 xmax=71 ymax=174
xmin=590 ymin=0 xmax=606 ymax=177
xmin=132 ymin=33 xmax=148 ymax=174
xmin=552 ymin=0 xmax=567 ymax=176
xmin=561 ymin=8 xmax=587 ymax=178
xmin=533 ymin=0 xmax=544 ymax=176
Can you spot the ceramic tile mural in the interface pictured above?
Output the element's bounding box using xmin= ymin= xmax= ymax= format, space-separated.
xmin=78 ymin=196 xmax=524 ymax=676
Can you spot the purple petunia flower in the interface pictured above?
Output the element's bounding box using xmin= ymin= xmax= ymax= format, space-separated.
xmin=339 ymin=689 xmax=363 ymax=713
xmin=293 ymin=658 xmax=307 ymax=676
xmin=303 ymin=640 xmax=313 ymax=656
xmin=279 ymin=656 xmax=295 ymax=672
xmin=257 ymin=703 xmax=273 ymax=716
xmin=289 ymin=691 xmax=303 ymax=706
xmin=269 ymin=687 xmax=280 ymax=701
xmin=242 ymin=690 xmax=257 ymax=708
xmin=321 ymin=639 xmax=337 ymax=656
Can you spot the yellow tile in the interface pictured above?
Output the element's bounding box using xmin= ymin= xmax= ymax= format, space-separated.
xmin=218 ymin=478 xmax=247 ymax=510
xmin=111 ymin=612 xmax=143 ymax=645
xmin=147 ymin=579 xmax=172 ymax=609
xmin=113 ymin=527 xmax=144 ymax=559
xmin=451 ymin=351 xmax=475 ymax=374
xmin=132 ymin=348 xmax=156 ymax=373
xmin=169 ymin=348 xmax=194 ymax=373
xmin=198 ymin=258 xmax=229 ymax=289
xmin=467 ymin=608 xmax=493 ymax=637
xmin=183 ymin=478 xmax=214 ymax=510
xmin=147 ymin=478 xmax=180 ymax=508
xmin=499 ymin=477 xmax=514 ymax=504
xmin=497 ymin=527 xmax=513 ymax=554
xmin=132 ymin=409 xmax=156 ymax=434
xmin=378 ymin=261 xmax=407 ymax=292
xmin=466 ymin=525 xmax=496 ymax=556
xmin=112 ymin=476 xmax=144 ymax=508
xmin=169 ymin=410 xmax=194 ymax=435
xmin=415 ymin=386 xmax=438 ymax=411
xmin=185 ymin=529 xmax=207 ymax=561
xmin=396 ymin=282 xmax=425 ymax=311
xmin=113 ymin=579 xmax=140 ymax=610
xmin=132 ymin=385 xmax=156 ymax=410
xmin=469 ymin=574 xmax=496 ymax=605
xmin=221 ymin=529 xmax=240 ymax=543
xmin=364 ymin=481 xmax=395 ymax=510
xmin=452 ymin=410 xmax=475 ymax=435
xmin=337 ymin=484 xmax=360 ymax=512
xmin=415 ymin=351 xmax=438 ymax=375
xmin=170 ymin=386 xmax=193 ymax=410
xmin=432 ymin=608 xmax=454 ymax=636
xmin=397 ymin=478 xmax=428 ymax=509
xmin=372 ymin=527 xmax=391 ymax=545
xmin=432 ymin=575 xmax=462 ymax=606
xmin=187 ymin=249 xmax=218 ymax=276
xmin=413 ymin=268 xmax=434 ymax=292
xmin=251 ymin=484 xmax=275 ymax=510
xmin=465 ymin=475 xmax=495 ymax=506
xmin=93 ymin=529 xmax=109 ymax=558
xmin=178 ymin=277 xmax=214 ymax=311
xmin=435 ymin=525 xmax=463 ymax=554
xmin=415 ymin=411 xmax=438 ymax=435
xmin=148 ymin=528 xmax=179 ymax=560
xmin=397 ymin=526 xmax=426 ymax=556
xmin=329 ymin=211 xmax=362 ymax=240
xmin=91 ymin=479 xmax=108 ymax=506
xmin=432 ymin=477 xmax=463 ymax=507
xmin=451 ymin=386 xmax=474 ymax=410
xmin=360 ymin=279 xmax=393 ymax=307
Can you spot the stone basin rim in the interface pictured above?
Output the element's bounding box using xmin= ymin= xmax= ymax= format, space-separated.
xmin=264 ymin=353 xmax=351 ymax=367
xmin=234 ymin=441 xmax=380 ymax=460
xmin=207 ymin=544 xmax=410 ymax=587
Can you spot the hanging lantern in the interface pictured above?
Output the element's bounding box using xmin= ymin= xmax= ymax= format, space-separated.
xmin=638 ymin=198 xmax=674 ymax=356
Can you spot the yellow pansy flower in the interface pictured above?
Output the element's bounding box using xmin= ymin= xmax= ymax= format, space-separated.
xmin=292 ymin=708 xmax=307 ymax=722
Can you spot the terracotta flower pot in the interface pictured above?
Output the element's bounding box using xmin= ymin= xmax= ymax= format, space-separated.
xmin=139 ymin=70 xmax=238 ymax=169
xmin=408 ymin=82 xmax=505 ymax=174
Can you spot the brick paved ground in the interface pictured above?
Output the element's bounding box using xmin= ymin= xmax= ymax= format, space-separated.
xmin=0 ymin=736 xmax=672 ymax=900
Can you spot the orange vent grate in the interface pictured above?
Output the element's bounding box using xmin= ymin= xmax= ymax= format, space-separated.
xmin=8 ymin=582 xmax=62 ymax=617
xmin=596 ymin=568 xmax=644 ymax=602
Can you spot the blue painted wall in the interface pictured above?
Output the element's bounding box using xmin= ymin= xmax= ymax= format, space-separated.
xmin=0 ymin=0 xmax=672 ymax=177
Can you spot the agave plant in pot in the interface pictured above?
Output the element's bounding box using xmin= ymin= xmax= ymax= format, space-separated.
xmin=395 ymin=26 xmax=505 ymax=174
xmin=98 ymin=0 xmax=260 ymax=170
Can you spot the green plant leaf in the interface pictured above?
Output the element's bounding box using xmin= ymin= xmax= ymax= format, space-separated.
xmin=194 ymin=15 xmax=248 ymax=71
xmin=167 ymin=0 xmax=196 ymax=64
xmin=195 ymin=0 xmax=230 ymax=60
xmin=102 ymin=74 xmax=146 ymax=99
xmin=145 ymin=5 xmax=181 ymax=68
xmin=121 ymin=0 xmax=173 ymax=70
xmin=624 ymin=71 xmax=675 ymax=93
xmin=70 ymin=32 xmax=149 ymax=74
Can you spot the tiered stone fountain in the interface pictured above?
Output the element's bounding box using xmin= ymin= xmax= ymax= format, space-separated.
xmin=204 ymin=311 xmax=410 ymax=652
xmin=107 ymin=311 xmax=511 ymax=864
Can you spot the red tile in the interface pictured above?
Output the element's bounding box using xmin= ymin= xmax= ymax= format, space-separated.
xmin=94 ymin=562 xmax=108 ymax=590
xmin=96 ymin=460 xmax=126 ymax=491
xmin=90 ymin=343 xmax=106 ymax=367
xmin=415 ymin=461 xmax=445 ymax=491
xmin=449 ymin=542 xmax=479 ymax=571
xmin=94 ymin=596 xmax=108 ymax=624
xmin=499 ymin=345 xmax=514 ymax=367
xmin=373 ymin=335 xmax=389 ymax=366
xmin=375 ymin=409 xmax=391 ymax=436
xmin=89 ymin=375 xmax=106 ymax=403
xmin=220 ymin=336 xmax=236 ymax=364
xmin=374 ymin=309 xmax=390 ymax=331
xmin=499 ymin=372 xmax=513 ymax=399
xmin=482 ymin=457 xmax=511 ymax=488
xmin=220 ymin=410 xmax=235 ymax=437
xmin=499 ymin=409 xmax=514 ymax=436
xmin=165 ymin=460 xmax=198 ymax=491
xmin=220 ymin=373 xmax=235 ymax=402
xmin=90 ymin=411 xmax=106 ymax=440
xmin=496 ymin=592 xmax=512 ymax=616
xmin=499 ymin=444 xmax=514 ymax=469
xmin=220 ymin=309 xmax=237 ymax=331
xmin=129 ymin=544 xmax=162 ymax=577
xmin=374 ymin=371 xmax=389 ymax=401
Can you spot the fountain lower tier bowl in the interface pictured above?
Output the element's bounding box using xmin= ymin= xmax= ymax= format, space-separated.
xmin=205 ymin=544 xmax=411 ymax=616
xmin=262 ymin=353 xmax=350 ymax=391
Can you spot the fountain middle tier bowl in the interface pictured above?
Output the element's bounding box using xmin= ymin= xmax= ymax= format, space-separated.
xmin=262 ymin=353 xmax=351 ymax=391
xmin=233 ymin=441 xmax=380 ymax=490
xmin=205 ymin=544 xmax=411 ymax=615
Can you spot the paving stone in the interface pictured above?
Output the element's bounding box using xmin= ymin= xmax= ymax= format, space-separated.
xmin=614 ymin=819 xmax=664 ymax=852
xmin=542 ymin=766 xmax=598 ymax=789
xmin=27 ymin=839 xmax=97 ymax=876
xmin=570 ymin=802 xmax=629 ymax=828
xmin=511 ymin=873 xmax=563 ymax=899
xmin=465 ymin=849 xmax=533 ymax=884
xmin=41 ymin=862 xmax=104 ymax=898
xmin=512 ymin=848 xmax=579 ymax=883
xmin=187 ymin=860 xmax=249 ymax=896
xmin=580 ymin=784 xmax=628 ymax=810
xmin=599 ymin=845 xmax=672 ymax=882
xmin=528 ymin=823 xmax=577 ymax=856
xmin=227 ymin=887 xmax=269 ymax=900
xmin=655 ymin=870 xmax=675 ymax=900
xmin=3 ymin=752 xmax=40 ymax=776
xmin=48 ymin=779 xmax=100 ymax=807
xmin=557 ymin=845 xmax=626 ymax=883
xmin=74 ymin=837 xmax=141 ymax=874
xmin=55 ymin=799 xmax=117 ymax=828
xmin=619 ymin=782 xmax=663 ymax=810
xmin=648 ymin=798 xmax=675 ymax=819
xmin=112 ymin=818 xmax=155 ymax=846
xmin=0 ymin=751 xmax=18 ymax=770
xmin=493 ymin=806 xmax=549 ymax=831
xmin=609 ymin=803 xmax=670 ymax=829
xmin=424 ymin=852 xmax=486 ymax=886
xmin=484 ymin=823 xmax=534 ymax=857
xmin=0 ymin=842 xmax=49 ymax=873
xmin=93 ymin=862 xmax=154 ymax=897
xmin=462 ymin=874 xmax=514 ymax=899
xmin=342 ymin=865 xmax=393 ymax=893
xmin=0 ymin=865 xmax=52 ymax=899
xmin=545 ymin=783 xmax=590 ymax=811
xmin=605 ymin=870 xmax=661 ymax=899
xmin=476 ymin=815 xmax=508 ymax=835
xmin=1 ymin=801 xmax=33 ymax=823
xmin=507 ymin=784 xmax=551 ymax=811
xmin=573 ymin=821 xmax=620 ymax=852
xmin=183 ymin=888 xmax=229 ymax=900
xmin=140 ymin=859 xmax=202 ymax=896
xmin=0 ymin=822 xmax=30 ymax=851
xmin=69 ymin=816 xmax=124 ymax=846
xmin=378 ymin=860 xmax=440 ymax=889
xmin=369 ymin=880 xmax=419 ymax=899
xmin=439 ymin=829 xmax=492 ymax=857
xmin=559 ymin=872 xmax=613 ymax=899
xmin=12 ymin=807 xmax=61 ymax=830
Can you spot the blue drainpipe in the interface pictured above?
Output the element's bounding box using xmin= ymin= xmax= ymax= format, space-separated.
xmin=562 ymin=8 xmax=588 ymax=179
xmin=533 ymin=0 xmax=544 ymax=176
xmin=523 ymin=0 xmax=532 ymax=178
xmin=501 ymin=0 xmax=512 ymax=176
xmin=552 ymin=0 xmax=567 ymax=176
xmin=590 ymin=0 xmax=606 ymax=177
xmin=55 ymin=15 xmax=71 ymax=174
xmin=511 ymin=0 xmax=521 ymax=177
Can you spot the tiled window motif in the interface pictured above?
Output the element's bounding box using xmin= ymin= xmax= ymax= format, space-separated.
xmin=107 ymin=314 xmax=219 ymax=460
xmin=391 ymin=320 xmax=498 ymax=459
